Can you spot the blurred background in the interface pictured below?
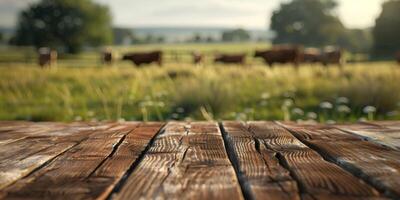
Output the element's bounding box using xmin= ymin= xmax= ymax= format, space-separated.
xmin=0 ymin=0 xmax=399 ymax=123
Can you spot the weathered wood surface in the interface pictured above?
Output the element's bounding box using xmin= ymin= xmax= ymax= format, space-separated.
xmin=223 ymin=122 xmax=380 ymax=200
xmin=0 ymin=121 xmax=400 ymax=200
xmin=0 ymin=122 xmax=163 ymax=199
xmin=112 ymin=122 xmax=243 ymax=200
xmin=334 ymin=122 xmax=400 ymax=151
xmin=281 ymin=122 xmax=400 ymax=199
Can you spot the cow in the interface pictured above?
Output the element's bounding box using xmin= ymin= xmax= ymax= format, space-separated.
xmin=320 ymin=47 xmax=344 ymax=66
xmin=301 ymin=48 xmax=322 ymax=63
xmin=192 ymin=51 xmax=204 ymax=65
xmin=122 ymin=51 xmax=163 ymax=66
xmin=38 ymin=47 xmax=57 ymax=68
xmin=396 ymin=51 xmax=400 ymax=64
xmin=254 ymin=45 xmax=301 ymax=67
xmin=102 ymin=50 xmax=113 ymax=65
xmin=214 ymin=53 xmax=246 ymax=65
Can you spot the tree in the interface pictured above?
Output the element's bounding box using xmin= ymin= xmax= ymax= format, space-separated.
xmin=12 ymin=0 xmax=113 ymax=54
xmin=270 ymin=0 xmax=346 ymax=47
xmin=343 ymin=29 xmax=373 ymax=53
xmin=113 ymin=28 xmax=138 ymax=45
xmin=221 ymin=29 xmax=251 ymax=42
xmin=192 ymin=33 xmax=203 ymax=43
xmin=373 ymin=0 xmax=400 ymax=57
xmin=0 ymin=33 xmax=3 ymax=44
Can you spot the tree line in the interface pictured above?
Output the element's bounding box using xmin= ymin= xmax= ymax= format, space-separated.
xmin=8 ymin=0 xmax=400 ymax=58
xmin=270 ymin=0 xmax=399 ymax=58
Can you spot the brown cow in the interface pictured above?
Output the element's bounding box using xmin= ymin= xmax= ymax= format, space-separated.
xmin=214 ymin=53 xmax=246 ymax=65
xmin=321 ymin=47 xmax=343 ymax=66
xmin=102 ymin=50 xmax=113 ymax=65
xmin=301 ymin=48 xmax=322 ymax=63
xmin=192 ymin=51 xmax=204 ymax=65
xmin=254 ymin=45 xmax=301 ymax=67
xmin=122 ymin=51 xmax=162 ymax=66
xmin=38 ymin=47 xmax=57 ymax=68
xmin=396 ymin=51 xmax=400 ymax=64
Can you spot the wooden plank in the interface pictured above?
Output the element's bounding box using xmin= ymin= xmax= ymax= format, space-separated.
xmin=0 ymin=123 xmax=113 ymax=161
xmin=222 ymin=121 xmax=301 ymax=200
xmin=281 ymin=122 xmax=400 ymax=198
xmin=367 ymin=121 xmax=400 ymax=129
xmin=0 ymin=122 xmax=160 ymax=199
xmin=112 ymin=122 xmax=244 ymax=200
xmin=0 ymin=122 xmax=65 ymax=145
xmin=0 ymin=122 xmax=113 ymax=145
xmin=244 ymin=122 xmax=380 ymax=199
xmin=88 ymin=122 xmax=164 ymax=200
xmin=335 ymin=123 xmax=400 ymax=151
xmin=0 ymin=123 xmax=116 ymax=190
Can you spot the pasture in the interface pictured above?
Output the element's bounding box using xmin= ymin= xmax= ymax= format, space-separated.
xmin=0 ymin=43 xmax=399 ymax=122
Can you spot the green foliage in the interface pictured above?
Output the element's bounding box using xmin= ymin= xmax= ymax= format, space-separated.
xmin=186 ymin=34 xmax=216 ymax=43
xmin=0 ymin=33 xmax=3 ymax=43
xmin=12 ymin=0 xmax=113 ymax=53
xmin=341 ymin=29 xmax=373 ymax=53
xmin=142 ymin=34 xmax=165 ymax=44
xmin=270 ymin=0 xmax=346 ymax=46
xmin=113 ymin=28 xmax=138 ymax=45
xmin=373 ymin=0 xmax=400 ymax=57
xmin=222 ymin=29 xmax=251 ymax=42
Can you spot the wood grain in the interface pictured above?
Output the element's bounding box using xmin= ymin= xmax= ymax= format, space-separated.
xmin=222 ymin=121 xmax=300 ymax=200
xmin=248 ymin=121 xmax=380 ymax=199
xmin=281 ymin=122 xmax=400 ymax=198
xmin=1 ymin=121 xmax=400 ymax=199
xmin=0 ymin=122 xmax=162 ymax=199
xmin=335 ymin=123 xmax=400 ymax=150
xmin=367 ymin=121 xmax=400 ymax=129
xmin=112 ymin=122 xmax=244 ymax=200
xmin=0 ymin=123 xmax=115 ymax=190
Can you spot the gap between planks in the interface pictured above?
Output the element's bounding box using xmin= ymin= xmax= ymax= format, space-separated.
xmin=105 ymin=123 xmax=167 ymax=199
xmin=277 ymin=121 xmax=400 ymax=199
xmin=221 ymin=121 xmax=382 ymax=200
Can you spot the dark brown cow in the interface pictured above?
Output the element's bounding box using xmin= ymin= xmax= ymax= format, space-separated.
xmin=214 ymin=53 xmax=246 ymax=65
xmin=254 ymin=45 xmax=301 ymax=67
xmin=192 ymin=52 xmax=204 ymax=65
xmin=396 ymin=51 xmax=400 ymax=64
xmin=301 ymin=48 xmax=322 ymax=63
xmin=102 ymin=50 xmax=113 ymax=65
xmin=122 ymin=51 xmax=162 ymax=66
xmin=38 ymin=47 xmax=57 ymax=68
xmin=320 ymin=47 xmax=343 ymax=66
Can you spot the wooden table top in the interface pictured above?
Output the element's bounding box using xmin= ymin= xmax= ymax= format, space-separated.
xmin=0 ymin=121 xmax=399 ymax=200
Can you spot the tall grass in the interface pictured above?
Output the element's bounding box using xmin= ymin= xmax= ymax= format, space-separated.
xmin=0 ymin=61 xmax=399 ymax=122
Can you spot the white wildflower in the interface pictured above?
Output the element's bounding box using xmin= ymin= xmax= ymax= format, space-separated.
xmin=292 ymin=108 xmax=304 ymax=116
xmin=336 ymin=97 xmax=349 ymax=104
xmin=363 ymin=106 xmax=377 ymax=114
xmin=320 ymin=101 xmax=333 ymax=109
xmin=337 ymin=105 xmax=351 ymax=113
xmin=326 ymin=120 xmax=336 ymax=125
xmin=307 ymin=112 xmax=318 ymax=120
xmin=282 ymin=99 xmax=294 ymax=108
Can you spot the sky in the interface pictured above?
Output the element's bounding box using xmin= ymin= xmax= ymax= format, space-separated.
xmin=0 ymin=0 xmax=386 ymax=29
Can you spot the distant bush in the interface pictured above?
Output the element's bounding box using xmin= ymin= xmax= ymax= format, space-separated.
xmin=12 ymin=0 xmax=113 ymax=53
xmin=373 ymin=0 xmax=400 ymax=58
xmin=221 ymin=29 xmax=251 ymax=42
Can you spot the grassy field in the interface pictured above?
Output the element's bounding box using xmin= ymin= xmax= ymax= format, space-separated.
xmin=0 ymin=43 xmax=399 ymax=123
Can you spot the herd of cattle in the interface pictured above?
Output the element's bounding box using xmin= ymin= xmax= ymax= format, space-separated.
xmin=38 ymin=45 xmax=400 ymax=67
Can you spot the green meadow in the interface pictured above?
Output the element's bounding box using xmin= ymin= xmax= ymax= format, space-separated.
xmin=0 ymin=43 xmax=399 ymax=122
